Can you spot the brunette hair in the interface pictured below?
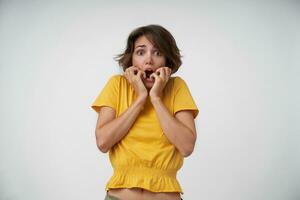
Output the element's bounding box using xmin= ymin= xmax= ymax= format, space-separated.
xmin=114 ymin=24 xmax=182 ymax=73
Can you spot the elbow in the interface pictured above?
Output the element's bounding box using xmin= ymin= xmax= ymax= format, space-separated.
xmin=95 ymin=129 xmax=109 ymax=153
xmin=181 ymin=148 xmax=194 ymax=158
xmin=181 ymin=139 xmax=196 ymax=158
xmin=96 ymin=140 xmax=109 ymax=153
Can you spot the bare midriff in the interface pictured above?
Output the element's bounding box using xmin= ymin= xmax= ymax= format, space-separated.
xmin=107 ymin=188 xmax=181 ymax=200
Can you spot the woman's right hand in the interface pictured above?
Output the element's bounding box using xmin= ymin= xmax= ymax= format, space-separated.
xmin=124 ymin=66 xmax=148 ymax=100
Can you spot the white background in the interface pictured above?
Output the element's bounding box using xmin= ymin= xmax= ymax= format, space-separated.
xmin=0 ymin=1 xmax=299 ymax=200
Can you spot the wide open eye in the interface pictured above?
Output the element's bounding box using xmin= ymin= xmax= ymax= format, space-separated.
xmin=154 ymin=50 xmax=161 ymax=56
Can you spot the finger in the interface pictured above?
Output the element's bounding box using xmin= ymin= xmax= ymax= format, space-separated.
xmin=137 ymin=70 xmax=144 ymax=79
xmin=128 ymin=65 xmax=137 ymax=70
xmin=128 ymin=66 xmax=140 ymax=76
xmin=162 ymin=67 xmax=171 ymax=77
xmin=167 ymin=67 xmax=172 ymax=75
xmin=159 ymin=68 xmax=166 ymax=78
xmin=164 ymin=67 xmax=171 ymax=77
xmin=124 ymin=70 xmax=128 ymax=77
xmin=124 ymin=71 xmax=130 ymax=82
xmin=124 ymin=67 xmax=129 ymax=74
xmin=125 ymin=67 xmax=134 ymax=76
xmin=150 ymin=72 xmax=159 ymax=81
xmin=125 ymin=66 xmax=133 ymax=72
xmin=155 ymin=67 xmax=162 ymax=76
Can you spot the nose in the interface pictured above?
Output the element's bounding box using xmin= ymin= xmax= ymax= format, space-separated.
xmin=145 ymin=52 xmax=153 ymax=65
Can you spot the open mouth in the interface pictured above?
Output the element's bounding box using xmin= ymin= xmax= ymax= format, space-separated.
xmin=145 ymin=69 xmax=154 ymax=79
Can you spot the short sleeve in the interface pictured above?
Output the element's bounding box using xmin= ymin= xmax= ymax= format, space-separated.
xmin=91 ymin=75 xmax=120 ymax=113
xmin=173 ymin=77 xmax=199 ymax=118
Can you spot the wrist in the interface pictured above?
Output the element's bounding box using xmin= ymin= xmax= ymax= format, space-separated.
xmin=150 ymin=96 xmax=162 ymax=104
xmin=136 ymin=94 xmax=148 ymax=104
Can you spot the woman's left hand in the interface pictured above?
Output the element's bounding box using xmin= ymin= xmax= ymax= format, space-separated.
xmin=149 ymin=67 xmax=172 ymax=101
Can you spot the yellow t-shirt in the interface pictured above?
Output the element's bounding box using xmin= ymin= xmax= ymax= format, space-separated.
xmin=91 ymin=74 xmax=199 ymax=194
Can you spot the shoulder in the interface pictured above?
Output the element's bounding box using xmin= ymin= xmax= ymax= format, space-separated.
xmin=105 ymin=74 xmax=131 ymax=90
xmin=108 ymin=74 xmax=122 ymax=81
xmin=170 ymin=76 xmax=188 ymax=88
xmin=106 ymin=74 xmax=127 ymax=84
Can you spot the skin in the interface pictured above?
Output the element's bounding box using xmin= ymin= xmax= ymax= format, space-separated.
xmin=95 ymin=35 xmax=197 ymax=200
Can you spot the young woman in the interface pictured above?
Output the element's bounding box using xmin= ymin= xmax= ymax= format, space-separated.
xmin=91 ymin=24 xmax=199 ymax=200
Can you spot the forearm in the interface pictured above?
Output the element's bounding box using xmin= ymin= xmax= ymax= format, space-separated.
xmin=96 ymin=97 xmax=146 ymax=152
xmin=151 ymin=98 xmax=196 ymax=157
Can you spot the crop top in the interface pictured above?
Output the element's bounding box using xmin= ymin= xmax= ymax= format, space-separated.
xmin=91 ymin=74 xmax=199 ymax=194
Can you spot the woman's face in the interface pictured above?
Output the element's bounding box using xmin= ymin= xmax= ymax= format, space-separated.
xmin=132 ymin=35 xmax=166 ymax=89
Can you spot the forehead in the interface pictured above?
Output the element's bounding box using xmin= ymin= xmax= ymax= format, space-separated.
xmin=134 ymin=35 xmax=156 ymax=48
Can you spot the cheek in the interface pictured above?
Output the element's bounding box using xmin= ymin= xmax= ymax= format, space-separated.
xmin=158 ymin=57 xmax=166 ymax=66
xmin=132 ymin=55 xmax=143 ymax=67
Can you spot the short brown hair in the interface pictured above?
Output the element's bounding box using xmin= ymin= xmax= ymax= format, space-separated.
xmin=114 ymin=24 xmax=182 ymax=74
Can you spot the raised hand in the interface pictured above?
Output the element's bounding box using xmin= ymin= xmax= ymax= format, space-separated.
xmin=124 ymin=66 xmax=148 ymax=100
xmin=149 ymin=67 xmax=172 ymax=101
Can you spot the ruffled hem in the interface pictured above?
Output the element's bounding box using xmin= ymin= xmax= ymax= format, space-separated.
xmin=105 ymin=166 xmax=183 ymax=194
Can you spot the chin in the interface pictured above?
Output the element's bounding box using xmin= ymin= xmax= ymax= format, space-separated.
xmin=145 ymin=82 xmax=153 ymax=89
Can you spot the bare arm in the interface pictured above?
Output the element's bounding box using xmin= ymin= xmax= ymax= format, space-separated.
xmin=151 ymin=98 xmax=197 ymax=157
xmin=95 ymin=96 xmax=146 ymax=153
xmin=149 ymin=67 xmax=197 ymax=157
xmin=95 ymin=67 xmax=148 ymax=153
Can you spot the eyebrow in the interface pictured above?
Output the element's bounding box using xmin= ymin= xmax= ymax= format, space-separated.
xmin=135 ymin=45 xmax=158 ymax=50
xmin=135 ymin=45 xmax=146 ymax=49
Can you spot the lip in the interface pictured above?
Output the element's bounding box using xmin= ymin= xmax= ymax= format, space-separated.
xmin=145 ymin=76 xmax=153 ymax=80
xmin=143 ymin=76 xmax=154 ymax=83
xmin=144 ymin=68 xmax=154 ymax=78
